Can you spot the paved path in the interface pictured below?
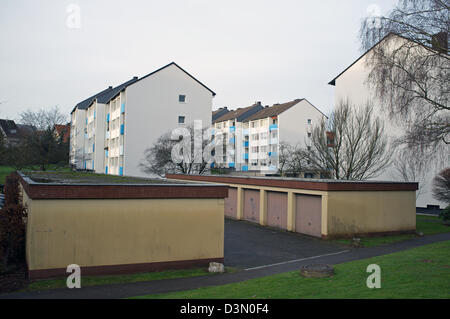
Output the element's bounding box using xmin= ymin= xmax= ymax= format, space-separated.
xmin=2 ymin=232 xmax=449 ymax=299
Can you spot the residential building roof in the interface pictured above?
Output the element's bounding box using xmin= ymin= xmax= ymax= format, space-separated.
xmin=244 ymin=99 xmax=304 ymax=122
xmin=0 ymin=119 xmax=36 ymax=139
xmin=213 ymin=102 xmax=264 ymax=124
xmin=134 ymin=62 xmax=216 ymax=97
xmin=71 ymin=87 xmax=113 ymax=114
xmin=212 ymin=107 xmax=230 ymax=122
xmin=328 ymin=32 xmax=449 ymax=86
xmin=96 ymin=77 xmax=139 ymax=104
xmin=54 ymin=124 xmax=71 ymax=143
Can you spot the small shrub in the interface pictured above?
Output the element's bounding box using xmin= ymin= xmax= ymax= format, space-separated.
xmin=0 ymin=172 xmax=28 ymax=272
xmin=439 ymin=206 xmax=450 ymax=224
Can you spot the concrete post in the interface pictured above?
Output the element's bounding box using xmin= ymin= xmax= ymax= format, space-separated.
xmin=259 ymin=189 xmax=267 ymax=226
xmin=236 ymin=187 xmax=244 ymax=220
xmin=287 ymin=191 xmax=296 ymax=232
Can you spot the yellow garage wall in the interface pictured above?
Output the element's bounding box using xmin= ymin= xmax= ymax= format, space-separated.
xmin=326 ymin=191 xmax=416 ymax=237
xmin=26 ymin=197 xmax=224 ymax=271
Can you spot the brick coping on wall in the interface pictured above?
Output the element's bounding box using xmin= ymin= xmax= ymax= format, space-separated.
xmin=18 ymin=172 xmax=229 ymax=200
xmin=28 ymin=257 xmax=224 ymax=280
xmin=166 ymin=174 xmax=419 ymax=192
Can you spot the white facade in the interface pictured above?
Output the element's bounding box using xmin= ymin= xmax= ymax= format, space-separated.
xmin=329 ymin=34 xmax=448 ymax=207
xmin=213 ymin=99 xmax=327 ymax=173
xmin=69 ymin=108 xmax=87 ymax=169
xmin=70 ymin=62 xmax=215 ymax=178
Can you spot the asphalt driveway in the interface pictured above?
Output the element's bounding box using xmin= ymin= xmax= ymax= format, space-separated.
xmin=224 ymin=218 xmax=346 ymax=269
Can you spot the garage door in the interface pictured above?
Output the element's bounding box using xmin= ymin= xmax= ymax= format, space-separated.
xmin=295 ymin=194 xmax=322 ymax=238
xmin=243 ymin=189 xmax=260 ymax=223
xmin=267 ymin=191 xmax=287 ymax=230
xmin=224 ymin=187 xmax=238 ymax=219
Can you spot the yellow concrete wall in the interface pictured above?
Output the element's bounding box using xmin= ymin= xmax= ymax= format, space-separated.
xmin=25 ymin=197 xmax=224 ymax=271
xmin=326 ymin=191 xmax=416 ymax=237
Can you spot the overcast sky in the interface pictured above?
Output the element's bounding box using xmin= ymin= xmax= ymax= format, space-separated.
xmin=0 ymin=0 xmax=399 ymax=122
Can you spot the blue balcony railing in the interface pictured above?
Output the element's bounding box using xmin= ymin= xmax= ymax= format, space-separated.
xmin=229 ymin=137 xmax=235 ymax=144
xmin=210 ymin=163 xmax=215 ymax=168
xmin=121 ymin=103 xmax=125 ymax=113
xmin=119 ymin=167 xmax=123 ymax=176
xmin=243 ymin=141 xmax=249 ymax=147
xmin=120 ymin=124 xmax=124 ymax=135
xmin=269 ymin=124 xmax=278 ymax=131
xmin=242 ymin=166 xmax=249 ymax=172
xmin=243 ymin=153 xmax=249 ymax=160
xmin=107 ymin=113 xmax=110 ymax=122
xmin=229 ymin=163 xmax=235 ymax=168
xmin=105 ymin=166 xmax=108 ymax=174
xmin=229 ymin=126 xmax=235 ymax=133
xmin=269 ymin=152 xmax=278 ymax=157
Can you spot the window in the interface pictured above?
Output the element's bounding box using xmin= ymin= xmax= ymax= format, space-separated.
xmin=179 ymin=95 xmax=186 ymax=103
xmin=178 ymin=116 xmax=185 ymax=124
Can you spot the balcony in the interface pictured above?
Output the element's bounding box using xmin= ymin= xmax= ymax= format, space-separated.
xmin=243 ymin=153 xmax=249 ymax=160
xmin=120 ymin=124 xmax=124 ymax=135
xmin=229 ymin=163 xmax=235 ymax=168
xmin=121 ymin=103 xmax=125 ymax=114
xmin=106 ymin=131 xmax=110 ymax=139
xmin=242 ymin=166 xmax=249 ymax=172
xmin=269 ymin=152 xmax=278 ymax=157
xmin=119 ymin=146 xmax=124 ymax=156
xmin=107 ymin=113 xmax=110 ymax=122
xmin=243 ymin=129 xmax=249 ymax=136
xmin=243 ymin=141 xmax=249 ymax=147
xmin=229 ymin=126 xmax=235 ymax=133
xmin=229 ymin=137 xmax=235 ymax=144
xmin=270 ymin=138 xmax=278 ymax=145
xmin=269 ymin=124 xmax=278 ymax=131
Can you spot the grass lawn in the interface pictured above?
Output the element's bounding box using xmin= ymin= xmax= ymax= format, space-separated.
xmin=133 ymin=240 xmax=450 ymax=299
xmin=0 ymin=166 xmax=15 ymax=185
xmin=21 ymin=268 xmax=220 ymax=292
xmin=332 ymin=215 xmax=450 ymax=248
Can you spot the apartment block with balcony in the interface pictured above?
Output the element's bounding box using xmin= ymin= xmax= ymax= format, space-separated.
xmin=70 ymin=62 xmax=215 ymax=177
xmin=70 ymin=87 xmax=113 ymax=170
xmin=212 ymin=102 xmax=264 ymax=171
xmin=243 ymin=99 xmax=327 ymax=173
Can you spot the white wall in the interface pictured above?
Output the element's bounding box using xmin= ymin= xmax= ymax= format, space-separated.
xmin=124 ymin=64 xmax=213 ymax=177
xmin=332 ymin=35 xmax=448 ymax=207
xmin=278 ymin=99 xmax=327 ymax=147
xmin=70 ymin=108 xmax=86 ymax=170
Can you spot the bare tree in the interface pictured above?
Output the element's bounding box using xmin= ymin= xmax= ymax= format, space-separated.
xmin=307 ymin=99 xmax=391 ymax=180
xmin=278 ymin=142 xmax=293 ymax=176
xmin=391 ymin=147 xmax=429 ymax=199
xmin=18 ymin=106 xmax=68 ymax=131
xmin=360 ymin=0 xmax=450 ymax=148
xmin=432 ymin=168 xmax=450 ymax=203
xmin=140 ymin=125 xmax=211 ymax=177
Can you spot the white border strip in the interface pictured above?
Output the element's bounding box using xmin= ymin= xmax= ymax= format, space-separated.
xmin=244 ymin=250 xmax=351 ymax=271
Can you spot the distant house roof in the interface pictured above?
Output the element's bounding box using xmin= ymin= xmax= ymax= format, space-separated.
xmin=0 ymin=119 xmax=19 ymax=138
xmin=212 ymin=107 xmax=230 ymax=122
xmin=54 ymin=124 xmax=71 ymax=143
xmin=213 ymin=102 xmax=264 ymax=124
xmin=0 ymin=120 xmax=36 ymax=140
xmin=96 ymin=77 xmax=139 ymax=104
xmin=244 ymin=99 xmax=304 ymax=122
xmin=71 ymin=87 xmax=113 ymax=114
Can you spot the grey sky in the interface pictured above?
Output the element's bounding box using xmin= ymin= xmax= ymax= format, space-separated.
xmin=0 ymin=0 xmax=398 ymax=122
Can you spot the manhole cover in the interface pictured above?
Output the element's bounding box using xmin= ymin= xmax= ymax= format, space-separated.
xmin=299 ymin=264 xmax=334 ymax=278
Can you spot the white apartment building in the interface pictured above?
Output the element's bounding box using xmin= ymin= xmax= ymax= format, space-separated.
xmin=328 ymin=33 xmax=448 ymax=207
xmin=212 ymin=99 xmax=327 ymax=173
xmin=70 ymin=87 xmax=113 ymax=170
xmin=244 ymin=99 xmax=327 ymax=172
xmin=212 ymin=102 xmax=264 ymax=171
xmin=70 ymin=62 xmax=215 ymax=177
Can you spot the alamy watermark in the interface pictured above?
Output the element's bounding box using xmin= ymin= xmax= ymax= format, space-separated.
xmin=66 ymin=264 xmax=81 ymax=289
xmin=366 ymin=264 xmax=381 ymax=289
xmin=66 ymin=4 xmax=81 ymax=29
